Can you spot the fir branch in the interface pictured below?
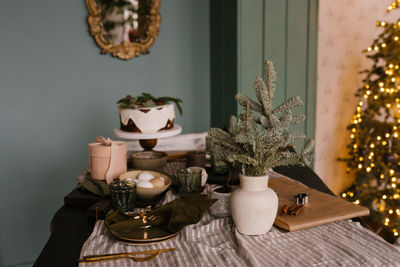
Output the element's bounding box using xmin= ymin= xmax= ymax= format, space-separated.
xmin=254 ymin=77 xmax=272 ymax=114
xmin=273 ymin=96 xmax=303 ymax=114
xmin=263 ymin=60 xmax=276 ymax=107
xmin=208 ymin=60 xmax=314 ymax=177
xmin=235 ymin=94 xmax=262 ymax=112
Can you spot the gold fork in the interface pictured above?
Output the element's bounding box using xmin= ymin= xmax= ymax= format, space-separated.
xmin=78 ymin=248 xmax=175 ymax=263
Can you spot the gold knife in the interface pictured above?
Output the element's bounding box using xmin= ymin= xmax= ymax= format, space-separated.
xmin=78 ymin=248 xmax=175 ymax=263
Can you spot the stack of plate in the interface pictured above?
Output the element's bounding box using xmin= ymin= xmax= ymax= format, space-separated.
xmin=106 ymin=222 xmax=180 ymax=245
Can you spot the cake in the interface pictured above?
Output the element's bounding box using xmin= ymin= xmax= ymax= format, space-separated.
xmin=117 ymin=93 xmax=182 ymax=134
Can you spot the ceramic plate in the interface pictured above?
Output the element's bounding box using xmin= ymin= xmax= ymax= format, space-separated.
xmin=107 ymin=225 xmax=180 ymax=244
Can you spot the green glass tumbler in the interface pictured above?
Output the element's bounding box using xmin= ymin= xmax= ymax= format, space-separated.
xmin=176 ymin=168 xmax=202 ymax=196
xmin=110 ymin=179 xmax=136 ymax=213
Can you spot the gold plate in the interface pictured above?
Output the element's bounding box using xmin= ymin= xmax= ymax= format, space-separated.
xmin=108 ymin=228 xmax=180 ymax=245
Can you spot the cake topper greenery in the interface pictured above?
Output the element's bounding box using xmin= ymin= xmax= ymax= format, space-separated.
xmin=208 ymin=60 xmax=314 ymax=177
xmin=117 ymin=93 xmax=183 ymax=115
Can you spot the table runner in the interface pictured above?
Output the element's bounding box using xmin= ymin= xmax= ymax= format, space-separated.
xmin=80 ymin=190 xmax=400 ymax=266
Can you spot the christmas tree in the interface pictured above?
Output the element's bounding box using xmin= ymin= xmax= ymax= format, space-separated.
xmin=342 ymin=1 xmax=400 ymax=243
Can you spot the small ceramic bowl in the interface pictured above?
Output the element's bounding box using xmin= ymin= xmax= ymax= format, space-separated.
xmin=119 ymin=170 xmax=172 ymax=198
xmin=131 ymin=151 xmax=168 ymax=170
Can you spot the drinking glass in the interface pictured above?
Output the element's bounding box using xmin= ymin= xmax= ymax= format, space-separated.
xmin=110 ymin=179 xmax=136 ymax=213
xmin=175 ymin=168 xmax=202 ymax=196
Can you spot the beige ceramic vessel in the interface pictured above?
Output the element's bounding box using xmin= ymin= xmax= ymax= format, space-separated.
xmin=230 ymin=173 xmax=278 ymax=235
xmin=131 ymin=151 xmax=167 ymax=170
xmin=119 ymin=170 xmax=171 ymax=198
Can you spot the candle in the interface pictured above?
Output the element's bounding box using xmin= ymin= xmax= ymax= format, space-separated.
xmin=186 ymin=151 xmax=206 ymax=168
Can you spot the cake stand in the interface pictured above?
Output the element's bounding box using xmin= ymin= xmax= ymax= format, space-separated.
xmin=113 ymin=124 xmax=182 ymax=150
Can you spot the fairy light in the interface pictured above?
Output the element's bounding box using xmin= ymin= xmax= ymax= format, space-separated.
xmin=346 ymin=2 xmax=400 ymax=239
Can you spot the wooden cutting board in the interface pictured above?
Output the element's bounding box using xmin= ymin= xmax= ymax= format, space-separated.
xmin=269 ymin=177 xmax=370 ymax=231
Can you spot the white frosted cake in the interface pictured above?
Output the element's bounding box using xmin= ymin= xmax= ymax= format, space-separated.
xmin=119 ymin=103 xmax=175 ymax=133
xmin=117 ymin=94 xmax=182 ymax=134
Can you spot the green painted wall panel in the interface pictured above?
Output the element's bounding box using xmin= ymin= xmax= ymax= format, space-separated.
xmin=212 ymin=0 xmax=318 ymax=155
xmin=210 ymin=0 xmax=237 ymax=128
xmin=237 ymin=0 xmax=263 ymax=103
xmin=0 ymin=0 xmax=210 ymax=266
xmin=264 ymin=0 xmax=287 ymax=107
xmin=286 ymin=0 xmax=309 ymax=148
xmin=306 ymin=0 xmax=318 ymax=139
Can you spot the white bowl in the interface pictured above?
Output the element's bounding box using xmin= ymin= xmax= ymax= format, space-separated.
xmin=119 ymin=170 xmax=172 ymax=198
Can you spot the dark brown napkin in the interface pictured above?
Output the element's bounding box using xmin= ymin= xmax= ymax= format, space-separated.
xmin=105 ymin=194 xmax=217 ymax=232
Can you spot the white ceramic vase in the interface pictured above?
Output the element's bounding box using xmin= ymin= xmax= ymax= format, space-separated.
xmin=230 ymin=173 xmax=278 ymax=235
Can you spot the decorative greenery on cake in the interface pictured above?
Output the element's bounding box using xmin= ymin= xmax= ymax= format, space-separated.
xmin=117 ymin=93 xmax=183 ymax=115
xmin=208 ymin=60 xmax=314 ymax=177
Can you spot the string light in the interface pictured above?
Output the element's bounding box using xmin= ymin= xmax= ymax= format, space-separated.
xmin=346 ymin=1 xmax=400 ymax=242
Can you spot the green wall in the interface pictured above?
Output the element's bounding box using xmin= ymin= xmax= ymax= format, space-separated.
xmin=238 ymin=0 xmax=318 ymax=141
xmin=0 ymin=0 xmax=210 ymax=266
xmin=211 ymin=0 xmax=318 ymax=144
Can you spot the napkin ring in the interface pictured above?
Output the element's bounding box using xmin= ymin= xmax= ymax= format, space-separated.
xmin=134 ymin=206 xmax=157 ymax=224
xmin=295 ymin=193 xmax=309 ymax=205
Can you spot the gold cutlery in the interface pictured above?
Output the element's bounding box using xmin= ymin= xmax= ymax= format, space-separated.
xmin=78 ymin=248 xmax=175 ymax=263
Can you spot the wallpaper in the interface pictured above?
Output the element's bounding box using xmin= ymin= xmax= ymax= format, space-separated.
xmin=315 ymin=0 xmax=397 ymax=194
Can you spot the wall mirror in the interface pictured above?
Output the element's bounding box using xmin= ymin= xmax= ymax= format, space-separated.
xmin=86 ymin=0 xmax=161 ymax=60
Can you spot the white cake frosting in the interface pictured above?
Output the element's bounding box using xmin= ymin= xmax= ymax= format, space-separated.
xmin=119 ymin=103 xmax=175 ymax=133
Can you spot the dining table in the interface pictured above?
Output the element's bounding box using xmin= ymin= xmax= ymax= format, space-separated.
xmin=33 ymin=164 xmax=400 ymax=267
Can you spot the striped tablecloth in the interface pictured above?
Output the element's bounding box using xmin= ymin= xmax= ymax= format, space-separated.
xmin=79 ymin=166 xmax=400 ymax=266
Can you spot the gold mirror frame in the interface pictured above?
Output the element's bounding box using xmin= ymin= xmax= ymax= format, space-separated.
xmin=86 ymin=0 xmax=161 ymax=60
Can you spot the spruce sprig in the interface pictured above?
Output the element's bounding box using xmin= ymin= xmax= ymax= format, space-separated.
xmin=208 ymin=60 xmax=314 ymax=176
